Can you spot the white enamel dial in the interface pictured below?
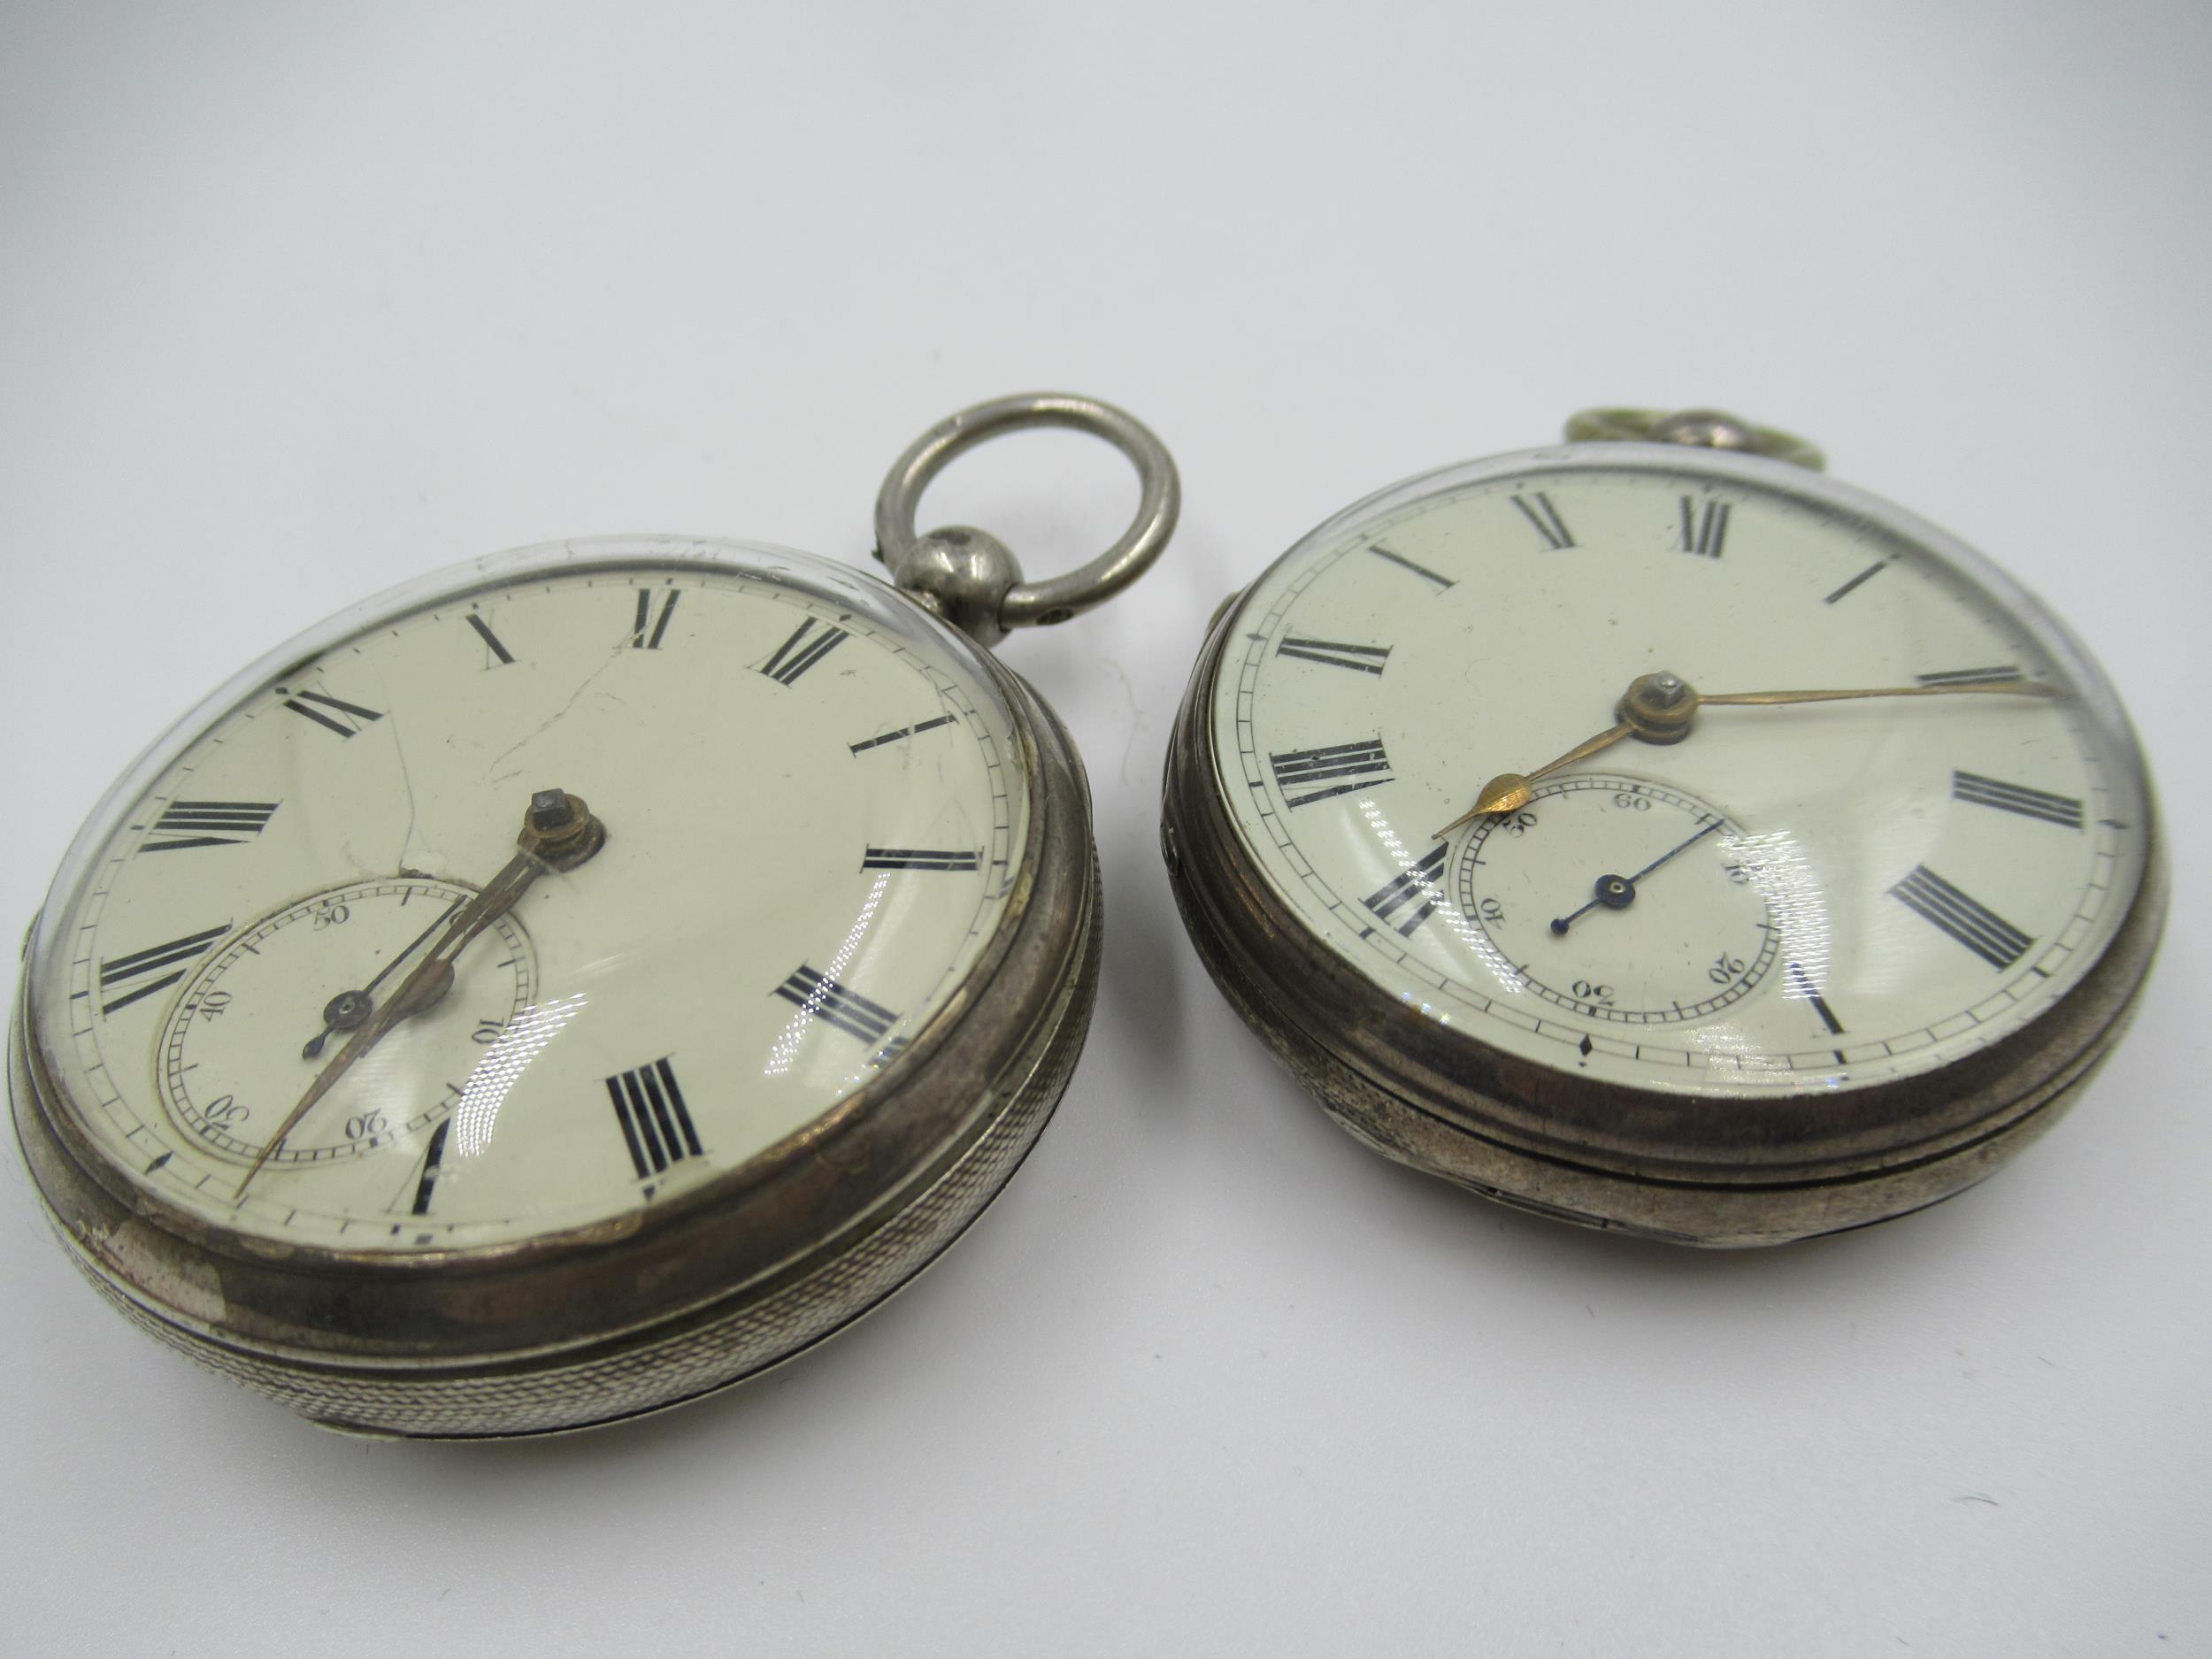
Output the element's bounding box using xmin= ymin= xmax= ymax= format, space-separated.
xmin=29 ymin=538 xmax=1031 ymax=1250
xmin=1211 ymin=447 xmax=2152 ymax=1096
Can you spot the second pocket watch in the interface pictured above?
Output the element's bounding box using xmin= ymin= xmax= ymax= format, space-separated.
xmin=12 ymin=392 xmax=1176 ymax=1436
xmin=1163 ymin=408 xmax=2163 ymax=1246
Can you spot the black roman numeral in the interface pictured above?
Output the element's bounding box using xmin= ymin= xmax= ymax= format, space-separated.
xmin=1678 ymin=496 xmax=1729 ymax=558
xmin=410 ymin=1120 xmax=452 ymax=1214
xmin=465 ymin=612 xmax=515 ymax=666
xmin=280 ymin=687 xmax=383 ymax=738
xmin=1890 ymin=865 xmax=2033 ymax=970
xmin=98 ymin=923 xmax=228 ymax=1014
xmin=632 ymin=589 xmax=681 ymax=649
xmin=1511 ymin=492 xmax=1575 ymax=549
xmin=142 ymin=801 xmax=278 ymax=853
xmin=1824 ymin=562 xmax=1886 ymax=604
xmin=1367 ymin=543 xmax=1455 ymax=590
xmin=761 ymin=618 xmax=849 ymax=685
xmin=1952 ymin=771 xmax=2084 ymax=829
xmin=1276 ymin=636 xmax=1392 ymax=675
xmin=849 ymin=714 xmax=956 ymax=754
xmin=862 ymin=847 xmax=981 ymax=872
xmin=772 ymin=964 xmax=899 ymax=1047
xmin=1786 ymin=961 xmax=1845 ymax=1036
xmin=1270 ymin=739 xmax=1393 ymax=808
xmin=605 ymin=1057 xmax=703 ymax=1179
xmin=1363 ymin=844 xmax=1448 ymax=936
xmin=1916 ymin=665 xmax=2022 ymax=687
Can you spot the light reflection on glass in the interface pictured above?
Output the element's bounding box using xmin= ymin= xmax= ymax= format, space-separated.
xmin=1356 ymin=800 xmax=1522 ymax=1000
xmin=1724 ymin=827 xmax=1832 ymax=1012
xmin=765 ymin=872 xmax=892 ymax=1077
xmin=452 ymin=992 xmax=588 ymax=1158
xmin=1682 ymin=1016 xmax=1799 ymax=1081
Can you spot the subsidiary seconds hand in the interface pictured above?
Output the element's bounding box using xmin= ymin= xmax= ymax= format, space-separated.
xmin=300 ymin=895 xmax=467 ymax=1060
xmin=1550 ymin=817 xmax=1726 ymax=935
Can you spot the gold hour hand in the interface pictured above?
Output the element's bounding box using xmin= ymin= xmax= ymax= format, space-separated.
xmin=1434 ymin=719 xmax=1633 ymax=837
xmin=234 ymin=788 xmax=605 ymax=1199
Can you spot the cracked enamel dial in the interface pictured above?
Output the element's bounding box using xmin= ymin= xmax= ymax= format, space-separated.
xmin=1210 ymin=447 xmax=2154 ymax=1096
xmin=27 ymin=538 xmax=1029 ymax=1252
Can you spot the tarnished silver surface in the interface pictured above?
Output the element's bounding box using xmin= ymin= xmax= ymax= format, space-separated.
xmin=874 ymin=391 xmax=1180 ymax=644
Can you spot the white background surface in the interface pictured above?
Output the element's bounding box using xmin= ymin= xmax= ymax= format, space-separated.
xmin=3 ymin=4 xmax=2207 ymax=1655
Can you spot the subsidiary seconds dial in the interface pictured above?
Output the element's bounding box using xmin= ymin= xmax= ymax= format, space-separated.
xmin=1456 ymin=776 xmax=1775 ymax=1025
xmin=159 ymin=876 xmax=538 ymax=1169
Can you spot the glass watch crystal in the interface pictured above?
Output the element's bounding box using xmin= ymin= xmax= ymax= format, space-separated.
xmin=1163 ymin=409 xmax=2163 ymax=1245
xmin=12 ymin=393 xmax=1178 ymax=1433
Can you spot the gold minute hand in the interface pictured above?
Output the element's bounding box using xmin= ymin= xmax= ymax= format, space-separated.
xmin=1695 ymin=680 xmax=2062 ymax=707
xmin=1436 ymin=671 xmax=2061 ymax=838
xmin=234 ymin=788 xmax=606 ymax=1200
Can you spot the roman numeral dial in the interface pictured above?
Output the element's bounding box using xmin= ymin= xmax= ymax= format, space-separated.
xmin=761 ymin=617 xmax=849 ymax=685
xmin=1277 ymin=636 xmax=1391 ymax=675
xmin=606 ymin=1057 xmax=704 ymax=1180
xmin=850 ymin=714 xmax=956 ymax=754
xmin=41 ymin=554 xmax=1031 ymax=1255
xmin=1511 ymin=492 xmax=1574 ymax=549
xmin=408 ymin=1121 xmax=452 ymax=1215
xmin=142 ymin=801 xmax=278 ymax=853
xmin=280 ymin=687 xmax=382 ymax=738
xmin=863 ymin=847 xmax=980 ymax=872
xmin=1369 ymin=544 xmax=1454 ymax=589
xmin=1270 ymin=740 xmax=1393 ymax=808
xmin=773 ymin=965 xmax=900 ymax=1047
xmin=1216 ymin=455 xmax=2146 ymax=1104
xmin=98 ymin=924 xmax=228 ymax=1014
xmin=465 ymin=613 xmax=516 ymax=665
xmin=1363 ymin=845 xmax=1448 ymax=936
xmin=631 ymin=589 xmax=680 ymax=649
xmin=1890 ymin=865 xmax=2035 ymax=970
xmin=1952 ymin=771 xmax=2083 ymax=828
xmin=1678 ymin=496 xmax=1729 ymax=557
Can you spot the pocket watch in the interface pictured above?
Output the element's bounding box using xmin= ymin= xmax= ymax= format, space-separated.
xmin=11 ymin=391 xmax=1178 ymax=1436
xmin=1162 ymin=407 xmax=2164 ymax=1246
